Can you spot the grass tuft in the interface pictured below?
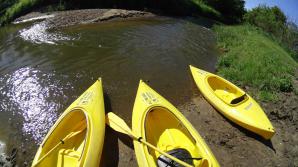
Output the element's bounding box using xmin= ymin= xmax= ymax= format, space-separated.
xmin=258 ymin=91 xmax=278 ymax=102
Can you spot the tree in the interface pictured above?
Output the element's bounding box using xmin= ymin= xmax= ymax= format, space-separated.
xmin=203 ymin=0 xmax=246 ymax=23
xmin=244 ymin=5 xmax=287 ymax=37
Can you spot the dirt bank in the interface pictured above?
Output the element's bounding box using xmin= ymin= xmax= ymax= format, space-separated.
xmin=180 ymin=92 xmax=297 ymax=167
xmin=99 ymin=88 xmax=297 ymax=167
xmin=13 ymin=9 xmax=155 ymax=28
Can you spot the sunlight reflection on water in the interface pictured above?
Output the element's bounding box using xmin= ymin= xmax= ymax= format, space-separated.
xmin=2 ymin=67 xmax=68 ymax=142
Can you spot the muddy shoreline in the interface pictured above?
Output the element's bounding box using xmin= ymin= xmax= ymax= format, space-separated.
xmin=100 ymin=90 xmax=298 ymax=167
xmin=181 ymin=91 xmax=298 ymax=167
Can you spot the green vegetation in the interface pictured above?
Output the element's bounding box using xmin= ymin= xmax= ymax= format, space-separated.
xmin=244 ymin=5 xmax=287 ymax=36
xmin=203 ymin=0 xmax=245 ymax=23
xmin=214 ymin=24 xmax=297 ymax=101
xmin=190 ymin=0 xmax=221 ymax=18
xmin=213 ymin=5 xmax=298 ymax=102
xmin=244 ymin=5 xmax=298 ymax=61
xmin=0 ymin=0 xmax=41 ymax=25
xmin=258 ymin=91 xmax=278 ymax=102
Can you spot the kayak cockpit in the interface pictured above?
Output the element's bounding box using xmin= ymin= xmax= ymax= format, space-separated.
xmin=207 ymin=76 xmax=248 ymax=105
xmin=157 ymin=148 xmax=194 ymax=167
xmin=145 ymin=107 xmax=204 ymax=166
xmin=37 ymin=109 xmax=88 ymax=167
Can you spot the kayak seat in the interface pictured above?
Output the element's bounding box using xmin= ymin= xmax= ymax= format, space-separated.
xmin=208 ymin=76 xmax=246 ymax=105
xmin=214 ymin=89 xmax=236 ymax=104
xmin=145 ymin=108 xmax=201 ymax=165
xmin=157 ymin=148 xmax=194 ymax=167
xmin=214 ymin=88 xmax=246 ymax=105
xmin=57 ymin=149 xmax=80 ymax=167
xmin=230 ymin=94 xmax=247 ymax=104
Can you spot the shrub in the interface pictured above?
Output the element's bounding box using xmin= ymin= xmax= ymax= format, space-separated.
xmin=278 ymin=77 xmax=293 ymax=92
xmin=0 ymin=0 xmax=42 ymax=26
xmin=244 ymin=5 xmax=286 ymax=37
xmin=244 ymin=5 xmax=298 ymax=61
xmin=203 ymin=0 xmax=245 ymax=23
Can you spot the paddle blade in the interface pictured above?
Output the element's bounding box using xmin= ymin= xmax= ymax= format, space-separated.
xmin=106 ymin=112 xmax=134 ymax=137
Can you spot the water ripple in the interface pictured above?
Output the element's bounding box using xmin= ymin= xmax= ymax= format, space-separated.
xmin=19 ymin=22 xmax=76 ymax=45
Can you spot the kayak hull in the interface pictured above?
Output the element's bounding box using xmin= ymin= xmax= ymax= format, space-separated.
xmin=32 ymin=79 xmax=105 ymax=167
xmin=132 ymin=80 xmax=219 ymax=167
xmin=190 ymin=65 xmax=275 ymax=139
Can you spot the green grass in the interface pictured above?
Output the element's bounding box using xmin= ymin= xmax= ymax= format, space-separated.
xmin=258 ymin=91 xmax=278 ymax=102
xmin=213 ymin=24 xmax=297 ymax=101
xmin=0 ymin=0 xmax=41 ymax=26
xmin=190 ymin=0 xmax=221 ymax=18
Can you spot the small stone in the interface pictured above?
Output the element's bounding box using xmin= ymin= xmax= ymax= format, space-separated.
xmin=22 ymin=149 xmax=26 ymax=154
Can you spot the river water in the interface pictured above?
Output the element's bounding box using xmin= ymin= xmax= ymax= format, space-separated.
xmin=0 ymin=17 xmax=218 ymax=165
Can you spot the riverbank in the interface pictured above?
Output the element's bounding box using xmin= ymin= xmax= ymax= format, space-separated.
xmin=13 ymin=9 xmax=155 ymax=28
xmin=205 ymin=24 xmax=298 ymax=166
xmin=101 ymin=90 xmax=298 ymax=167
xmin=179 ymin=91 xmax=298 ymax=166
xmin=0 ymin=0 xmax=217 ymax=27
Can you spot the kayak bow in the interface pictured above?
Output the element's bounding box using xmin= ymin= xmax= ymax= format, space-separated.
xmin=32 ymin=79 xmax=105 ymax=167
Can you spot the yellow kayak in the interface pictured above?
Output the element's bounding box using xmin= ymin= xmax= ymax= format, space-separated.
xmin=189 ymin=65 xmax=275 ymax=139
xmin=32 ymin=79 xmax=105 ymax=167
xmin=132 ymin=80 xmax=219 ymax=167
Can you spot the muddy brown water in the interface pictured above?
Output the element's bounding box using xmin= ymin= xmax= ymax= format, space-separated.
xmin=0 ymin=17 xmax=218 ymax=165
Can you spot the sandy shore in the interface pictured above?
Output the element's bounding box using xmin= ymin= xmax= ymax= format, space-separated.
xmin=13 ymin=9 xmax=155 ymax=28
